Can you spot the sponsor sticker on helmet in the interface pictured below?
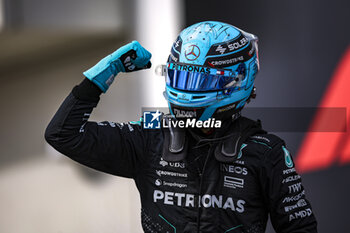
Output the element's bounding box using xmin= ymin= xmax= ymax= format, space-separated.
xmin=185 ymin=44 xmax=201 ymax=61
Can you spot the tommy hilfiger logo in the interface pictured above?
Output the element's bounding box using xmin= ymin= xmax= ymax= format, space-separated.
xmin=223 ymin=176 xmax=244 ymax=189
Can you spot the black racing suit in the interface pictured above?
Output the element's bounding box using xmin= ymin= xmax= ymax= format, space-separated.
xmin=45 ymin=79 xmax=318 ymax=233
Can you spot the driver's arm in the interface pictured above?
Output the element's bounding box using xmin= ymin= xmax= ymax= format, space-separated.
xmin=45 ymin=41 xmax=152 ymax=178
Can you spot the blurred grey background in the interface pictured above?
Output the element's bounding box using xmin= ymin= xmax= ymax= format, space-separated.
xmin=0 ymin=0 xmax=349 ymax=232
xmin=0 ymin=0 xmax=182 ymax=232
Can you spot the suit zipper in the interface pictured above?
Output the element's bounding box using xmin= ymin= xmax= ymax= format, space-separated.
xmin=196 ymin=145 xmax=213 ymax=233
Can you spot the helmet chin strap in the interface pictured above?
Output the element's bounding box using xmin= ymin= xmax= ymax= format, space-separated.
xmin=213 ymin=117 xmax=264 ymax=163
xmin=162 ymin=115 xmax=265 ymax=163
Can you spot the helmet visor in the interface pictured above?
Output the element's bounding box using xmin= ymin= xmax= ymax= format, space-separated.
xmin=165 ymin=63 xmax=244 ymax=92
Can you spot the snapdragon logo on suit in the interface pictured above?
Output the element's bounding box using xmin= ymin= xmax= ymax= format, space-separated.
xmin=143 ymin=109 xmax=222 ymax=129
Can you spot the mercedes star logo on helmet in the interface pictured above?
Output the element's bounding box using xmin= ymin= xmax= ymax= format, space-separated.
xmin=185 ymin=45 xmax=201 ymax=61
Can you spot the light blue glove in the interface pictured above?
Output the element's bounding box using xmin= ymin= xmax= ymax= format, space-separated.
xmin=83 ymin=40 xmax=152 ymax=92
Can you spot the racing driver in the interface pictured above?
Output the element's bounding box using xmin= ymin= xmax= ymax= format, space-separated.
xmin=45 ymin=21 xmax=318 ymax=233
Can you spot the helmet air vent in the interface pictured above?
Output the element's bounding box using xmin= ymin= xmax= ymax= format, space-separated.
xmin=192 ymin=95 xmax=206 ymax=100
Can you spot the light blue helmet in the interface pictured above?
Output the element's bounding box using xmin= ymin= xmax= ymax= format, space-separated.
xmin=163 ymin=21 xmax=259 ymax=121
